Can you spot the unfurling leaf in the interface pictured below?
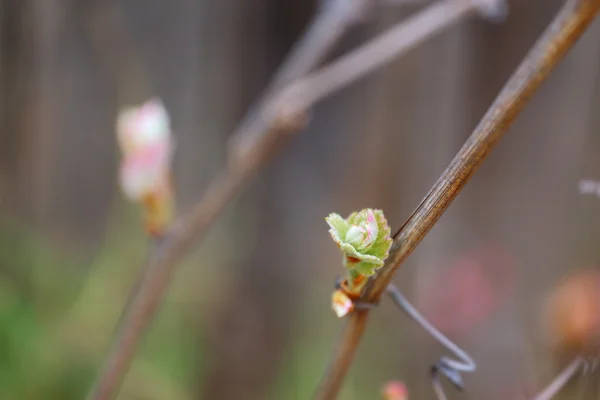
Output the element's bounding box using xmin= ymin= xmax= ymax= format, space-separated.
xmin=326 ymin=209 xmax=392 ymax=277
xmin=327 ymin=209 xmax=392 ymax=317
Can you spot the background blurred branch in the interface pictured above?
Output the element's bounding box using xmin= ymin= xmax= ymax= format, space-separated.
xmin=89 ymin=0 xmax=512 ymax=397
xmin=313 ymin=1 xmax=600 ymax=399
xmin=226 ymin=0 xmax=373 ymax=156
xmin=231 ymin=0 xmax=506 ymax=163
xmin=281 ymin=0 xmax=505 ymax=108
xmin=86 ymin=1 xmax=373 ymax=399
xmin=532 ymin=356 xmax=584 ymax=400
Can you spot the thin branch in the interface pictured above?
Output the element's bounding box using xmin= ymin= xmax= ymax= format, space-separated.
xmin=313 ymin=1 xmax=600 ymax=399
xmin=230 ymin=0 xmax=507 ymax=164
xmin=531 ymin=357 xmax=584 ymax=400
xmin=85 ymin=2 xmax=372 ymax=399
xmin=228 ymin=0 xmax=373 ymax=155
xmin=253 ymin=0 xmax=369 ymax=90
xmin=268 ymin=0 xmax=503 ymax=125
xmin=386 ymin=284 xmax=475 ymax=400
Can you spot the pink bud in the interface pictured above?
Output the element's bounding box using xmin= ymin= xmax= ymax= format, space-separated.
xmin=119 ymin=144 xmax=170 ymax=200
xmin=381 ymin=381 xmax=408 ymax=400
xmin=117 ymin=98 xmax=172 ymax=157
xmin=116 ymin=98 xmax=175 ymax=236
xmin=116 ymin=99 xmax=173 ymax=202
xmin=332 ymin=290 xmax=354 ymax=318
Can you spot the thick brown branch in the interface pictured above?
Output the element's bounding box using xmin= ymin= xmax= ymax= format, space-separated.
xmin=86 ymin=0 xmax=533 ymax=397
xmin=313 ymin=1 xmax=600 ymax=399
xmin=88 ymin=0 xmax=508 ymax=397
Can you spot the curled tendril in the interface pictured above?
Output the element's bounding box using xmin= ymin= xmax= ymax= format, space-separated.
xmin=386 ymin=284 xmax=476 ymax=400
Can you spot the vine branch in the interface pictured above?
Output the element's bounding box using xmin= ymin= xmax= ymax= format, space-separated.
xmin=87 ymin=0 xmax=505 ymax=398
xmin=86 ymin=1 xmax=371 ymax=398
xmin=313 ymin=1 xmax=600 ymax=399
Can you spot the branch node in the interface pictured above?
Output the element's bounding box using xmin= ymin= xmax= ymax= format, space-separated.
xmin=269 ymin=84 xmax=311 ymax=134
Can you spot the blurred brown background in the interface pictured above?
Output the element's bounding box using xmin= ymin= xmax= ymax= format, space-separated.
xmin=1 ymin=0 xmax=600 ymax=399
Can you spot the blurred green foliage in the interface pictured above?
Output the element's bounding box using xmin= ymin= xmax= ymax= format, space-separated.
xmin=0 ymin=209 xmax=408 ymax=400
xmin=0 ymin=211 xmax=198 ymax=399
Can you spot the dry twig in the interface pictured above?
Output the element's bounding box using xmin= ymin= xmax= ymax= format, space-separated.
xmin=253 ymin=0 xmax=506 ymax=145
xmin=86 ymin=1 xmax=370 ymax=398
xmin=531 ymin=357 xmax=584 ymax=400
xmin=87 ymin=0 xmax=504 ymax=397
xmin=313 ymin=1 xmax=600 ymax=399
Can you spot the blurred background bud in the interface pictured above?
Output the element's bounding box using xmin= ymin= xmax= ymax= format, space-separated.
xmin=117 ymin=98 xmax=172 ymax=157
xmin=417 ymin=244 xmax=516 ymax=336
xmin=116 ymin=98 xmax=174 ymax=236
xmin=381 ymin=380 xmax=408 ymax=400
xmin=545 ymin=269 xmax=600 ymax=358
